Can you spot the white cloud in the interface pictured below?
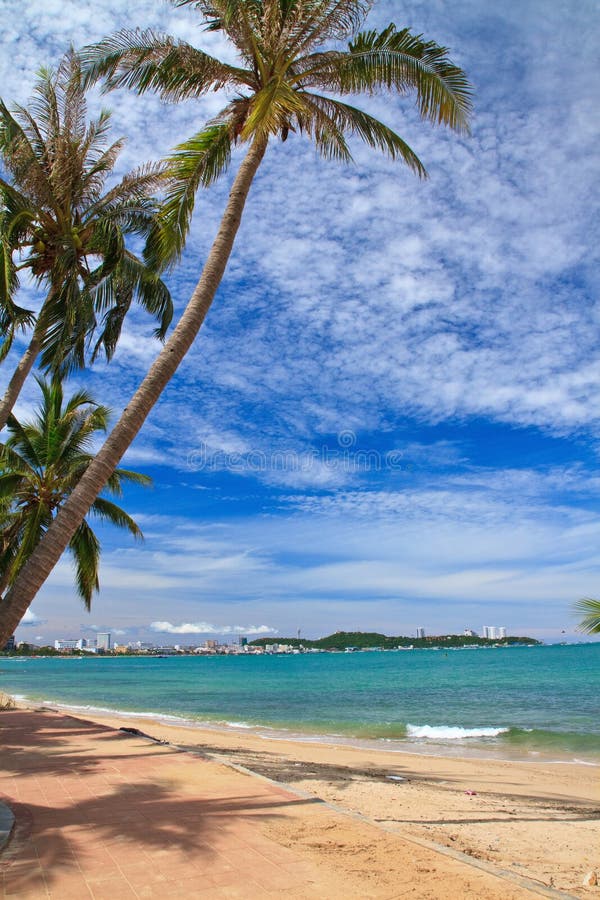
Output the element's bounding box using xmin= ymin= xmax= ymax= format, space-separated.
xmin=150 ymin=621 xmax=277 ymax=636
xmin=19 ymin=608 xmax=46 ymax=627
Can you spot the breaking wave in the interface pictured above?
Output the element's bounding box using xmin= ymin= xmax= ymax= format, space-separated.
xmin=406 ymin=724 xmax=509 ymax=740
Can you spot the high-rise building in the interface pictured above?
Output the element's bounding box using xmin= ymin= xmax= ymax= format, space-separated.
xmin=3 ymin=635 xmax=16 ymax=651
xmin=55 ymin=639 xmax=86 ymax=651
xmin=416 ymin=627 xmax=425 ymax=639
xmin=96 ymin=632 xmax=111 ymax=651
xmin=482 ymin=626 xmax=507 ymax=640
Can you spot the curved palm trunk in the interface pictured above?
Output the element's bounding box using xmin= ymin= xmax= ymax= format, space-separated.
xmin=0 ymin=136 xmax=268 ymax=646
xmin=0 ymin=321 xmax=45 ymax=431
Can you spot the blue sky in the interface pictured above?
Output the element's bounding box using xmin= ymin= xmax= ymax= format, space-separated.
xmin=2 ymin=0 xmax=599 ymax=643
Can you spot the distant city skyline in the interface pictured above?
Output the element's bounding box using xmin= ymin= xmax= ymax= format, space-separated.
xmin=2 ymin=0 xmax=599 ymax=646
xmin=9 ymin=622 xmax=586 ymax=651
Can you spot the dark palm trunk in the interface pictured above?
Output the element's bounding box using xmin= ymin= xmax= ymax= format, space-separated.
xmin=0 ymin=136 xmax=268 ymax=647
xmin=0 ymin=320 xmax=45 ymax=431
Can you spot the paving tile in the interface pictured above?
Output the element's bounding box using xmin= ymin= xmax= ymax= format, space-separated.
xmin=0 ymin=710 xmax=349 ymax=900
xmin=252 ymin=863 xmax=304 ymax=893
xmin=87 ymin=879 xmax=138 ymax=900
xmin=133 ymin=884 xmax=177 ymax=900
xmin=46 ymin=874 xmax=94 ymax=898
xmin=4 ymin=891 xmax=50 ymax=900
xmin=75 ymin=856 xmax=123 ymax=879
xmin=218 ymin=882 xmax=273 ymax=899
xmin=4 ymin=872 xmax=48 ymax=896
xmin=116 ymin=861 xmax=170 ymax=884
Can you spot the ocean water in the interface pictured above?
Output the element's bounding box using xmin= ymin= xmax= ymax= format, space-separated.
xmin=1 ymin=644 xmax=598 ymax=763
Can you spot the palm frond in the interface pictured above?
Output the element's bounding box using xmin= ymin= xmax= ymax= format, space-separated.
xmin=90 ymin=496 xmax=145 ymax=540
xmin=300 ymin=92 xmax=427 ymax=175
xmin=105 ymin=467 xmax=153 ymax=496
xmin=78 ymin=137 xmax=125 ymax=205
xmin=4 ymin=414 xmax=42 ymax=471
xmin=294 ymin=91 xmax=352 ymax=162
xmin=145 ymin=115 xmax=236 ymax=268
xmin=8 ymin=502 xmax=51 ymax=582
xmin=78 ymin=108 xmax=113 ymax=170
xmin=284 ymin=0 xmax=373 ymax=57
xmin=184 ymin=0 xmax=267 ymax=68
xmin=0 ymin=216 xmax=24 ymax=332
xmin=1 ymin=376 xmax=147 ymax=609
xmin=0 ymin=101 xmax=56 ymax=208
xmin=242 ymin=77 xmax=307 ymax=139
xmin=79 ymin=30 xmax=249 ymax=99
xmin=321 ymin=25 xmax=473 ymax=133
xmin=0 ymin=472 xmax=27 ymax=501
xmin=86 ymin=162 xmax=167 ymax=219
xmin=68 ymin=519 xmax=100 ymax=609
xmin=91 ymin=251 xmax=172 ymax=361
xmin=574 ymin=598 xmax=600 ymax=635
xmin=114 ymin=249 xmax=171 ymax=332
xmin=38 ymin=276 xmax=94 ymax=374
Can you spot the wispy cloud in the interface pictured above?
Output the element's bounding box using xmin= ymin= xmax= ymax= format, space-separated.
xmin=150 ymin=621 xmax=277 ymax=636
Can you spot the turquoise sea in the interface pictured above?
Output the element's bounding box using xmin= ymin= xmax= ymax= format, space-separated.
xmin=1 ymin=644 xmax=599 ymax=763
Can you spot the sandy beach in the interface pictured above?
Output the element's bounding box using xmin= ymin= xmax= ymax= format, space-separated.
xmin=2 ymin=701 xmax=597 ymax=898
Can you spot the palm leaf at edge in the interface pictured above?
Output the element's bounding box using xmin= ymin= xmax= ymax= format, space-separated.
xmin=574 ymin=598 xmax=600 ymax=635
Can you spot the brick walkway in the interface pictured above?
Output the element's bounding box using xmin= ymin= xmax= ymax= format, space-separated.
xmin=0 ymin=710 xmax=334 ymax=899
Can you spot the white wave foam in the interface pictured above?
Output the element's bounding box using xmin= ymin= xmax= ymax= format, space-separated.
xmin=407 ymin=724 xmax=509 ymax=740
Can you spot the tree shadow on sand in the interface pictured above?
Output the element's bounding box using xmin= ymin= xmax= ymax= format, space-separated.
xmin=0 ymin=709 xmax=172 ymax=775
xmin=0 ymin=710 xmax=320 ymax=893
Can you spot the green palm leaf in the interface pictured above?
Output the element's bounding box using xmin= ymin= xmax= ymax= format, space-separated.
xmin=574 ymin=598 xmax=600 ymax=635
xmin=79 ymin=30 xmax=248 ymax=99
xmin=69 ymin=520 xmax=100 ymax=610
xmin=0 ymin=473 xmax=27 ymax=501
xmin=146 ymin=117 xmax=237 ymax=266
xmin=91 ymin=251 xmax=173 ymax=362
xmin=104 ymin=467 xmax=152 ymax=497
xmin=300 ymin=92 xmax=426 ymax=174
xmin=341 ymin=25 xmax=472 ymax=131
xmin=89 ymin=496 xmax=144 ymax=539
xmin=0 ymin=378 xmax=149 ymax=608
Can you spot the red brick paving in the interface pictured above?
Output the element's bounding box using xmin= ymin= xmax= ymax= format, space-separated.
xmin=0 ymin=710 xmax=329 ymax=898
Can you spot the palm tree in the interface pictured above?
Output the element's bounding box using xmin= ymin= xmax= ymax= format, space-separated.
xmin=0 ymin=377 xmax=149 ymax=608
xmin=0 ymin=0 xmax=471 ymax=645
xmin=573 ymin=598 xmax=600 ymax=635
xmin=0 ymin=50 xmax=173 ymax=430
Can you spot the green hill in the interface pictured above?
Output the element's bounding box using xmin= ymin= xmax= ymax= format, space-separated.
xmin=249 ymin=631 xmax=540 ymax=650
